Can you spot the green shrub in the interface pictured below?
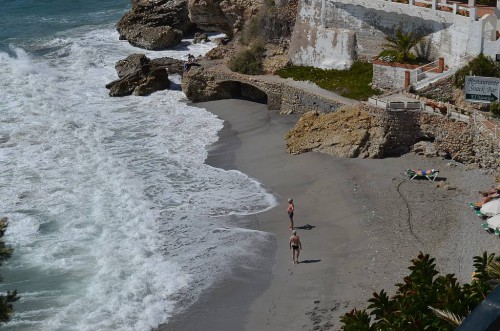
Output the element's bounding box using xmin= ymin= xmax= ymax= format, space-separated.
xmin=453 ymin=54 xmax=500 ymax=88
xmin=0 ymin=218 xmax=19 ymax=323
xmin=385 ymin=28 xmax=422 ymax=63
xmin=277 ymin=62 xmax=381 ymax=101
xmin=228 ymin=43 xmax=265 ymax=75
xmin=490 ymin=101 xmax=500 ymax=118
xmin=341 ymin=252 xmax=499 ymax=330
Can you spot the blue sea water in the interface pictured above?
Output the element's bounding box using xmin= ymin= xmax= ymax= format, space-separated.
xmin=0 ymin=1 xmax=276 ymax=330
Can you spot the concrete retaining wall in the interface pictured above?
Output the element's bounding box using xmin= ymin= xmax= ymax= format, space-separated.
xmin=373 ymin=63 xmax=409 ymax=89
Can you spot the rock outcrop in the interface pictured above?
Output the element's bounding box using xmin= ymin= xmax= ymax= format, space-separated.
xmin=106 ymin=54 xmax=182 ymax=96
xmin=285 ymin=105 xmax=386 ymax=158
xmin=187 ymin=0 xmax=264 ymax=38
xmin=117 ymin=0 xmax=193 ymax=50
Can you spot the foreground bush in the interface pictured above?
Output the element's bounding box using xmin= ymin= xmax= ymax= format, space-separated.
xmin=228 ymin=43 xmax=265 ymax=75
xmin=490 ymin=101 xmax=500 ymax=118
xmin=0 ymin=218 xmax=18 ymax=323
xmin=277 ymin=62 xmax=381 ymax=100
xmin=340 ymin=252 xmax=499 ymax=330
xmin=453 ymin=54 xmax=500 ymax=88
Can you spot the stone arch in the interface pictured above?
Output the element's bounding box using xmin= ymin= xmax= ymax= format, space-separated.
xmin=217 ymin=80 xmax=269 ymax=104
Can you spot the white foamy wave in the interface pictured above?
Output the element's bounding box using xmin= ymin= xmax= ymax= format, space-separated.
xmin=0 ymin=24 xmax=275 ymax=331
xmin=5 ymin=216 xmax=40 ymax=247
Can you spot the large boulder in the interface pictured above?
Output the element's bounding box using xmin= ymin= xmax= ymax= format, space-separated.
xmin=106 ymin=54 xmax=180 ymax=96
xmin=121 ymin=25 xmax=183 ymax=50
xmin=117 ymin=0 xmax=193 ymax=50
xmin=187 ymin=0 xmax=264 ymax=38
xmin=285 ymin=105 xmax=386 ymax=158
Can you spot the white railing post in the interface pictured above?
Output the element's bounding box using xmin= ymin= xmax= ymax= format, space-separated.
xmin=468 ymin=0 xmax=478 ymax=20
xmin=409 ymin=0 xmax=415 ymax=5
xmin=453 ymin=3 xmax=459 ymax=14
xmin=469 ymin=7 xmax=478 ymax=20
xmin=432 ymin=0 xmax=438 ymax=10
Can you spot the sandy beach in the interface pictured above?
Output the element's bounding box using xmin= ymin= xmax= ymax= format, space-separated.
xmin=162 ymin=99 xmax=500 ymax=331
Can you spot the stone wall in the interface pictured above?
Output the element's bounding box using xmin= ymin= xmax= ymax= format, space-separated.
xmin=383 ymin=110 xmax=500 ymax=169
xmin=380 ymin=110 xmax=422 ymax=156
xmin=419 ymin=113 xmax=475 ymax=162
xmin=279 ymin=84 xmax=346 ymax=114
xmin=372 ymin=62 xmax=412 ymax=90
xmin=182 ymin=66 xmax=347 ymax=114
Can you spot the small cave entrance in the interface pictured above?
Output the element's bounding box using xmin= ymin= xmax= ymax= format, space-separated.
xmin=218 ymin=81 xmax=268 ymax=105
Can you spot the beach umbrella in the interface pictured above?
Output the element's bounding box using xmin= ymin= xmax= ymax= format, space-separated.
xmin=480 ymin=199 xmax=500 ymax=217
xmin=487 ymin=214 xmax=500 ymax=230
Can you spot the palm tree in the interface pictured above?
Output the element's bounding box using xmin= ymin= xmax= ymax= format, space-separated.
xmin=385 ymin=29 xmax=422 ymax=62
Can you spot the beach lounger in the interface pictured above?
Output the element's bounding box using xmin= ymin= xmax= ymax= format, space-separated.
xmin=481 ymin=223 xmax=493 ymax=233
xmin=405 ymin=169 xmax=439 ymax=181
xmin=469 ymin=202 xmax=481 ymax=210
xmin=475 ymin=210 xmax=488 ymax=220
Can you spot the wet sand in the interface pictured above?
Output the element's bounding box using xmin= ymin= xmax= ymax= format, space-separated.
xmin=161 ymin=99 xmax=500 ymax=331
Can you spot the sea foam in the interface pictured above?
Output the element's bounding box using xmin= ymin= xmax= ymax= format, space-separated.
xmin=0 ymin=25 xmax=276 ymax=331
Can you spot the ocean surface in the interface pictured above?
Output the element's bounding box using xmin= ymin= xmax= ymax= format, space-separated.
xmin=0 ymin=1 xmax=276 ymax=330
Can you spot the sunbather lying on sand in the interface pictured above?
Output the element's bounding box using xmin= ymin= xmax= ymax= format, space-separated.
xmin=410 ymin=169 xmax=437 ymax=176
xmin=479 ymin=184 xmax=500 ymax=199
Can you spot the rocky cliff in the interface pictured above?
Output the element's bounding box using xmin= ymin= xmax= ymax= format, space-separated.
xmin=117 ymin=0 xmax=193 ymax=50
xmin=187 ymin=0 xmax=264 ymax=38
xmin=105 ymin=54 xmax=184 ymax=96
xmin=117 ymin=0 xmax=273 ymax=49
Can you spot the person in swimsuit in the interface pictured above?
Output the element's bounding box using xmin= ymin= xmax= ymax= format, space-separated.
xmin=287 ymin=198 xmax=294 ymax=230
xmin=411 ymin=169 xmax=436 ymax=176
xmin=289 ymin=230 xmax=302 ymax=264
xmin=479 ymin=184 xmax=500 ymax=199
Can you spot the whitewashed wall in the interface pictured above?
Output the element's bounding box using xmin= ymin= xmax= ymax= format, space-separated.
xmin=288 ymin=0 xmax=500 ymax=70
xmin=288 ymin=0 xmax=356 ymax=69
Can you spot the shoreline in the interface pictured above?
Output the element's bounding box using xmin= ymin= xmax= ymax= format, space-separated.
xmin=160 ymin=99 xmax=500 ymax=331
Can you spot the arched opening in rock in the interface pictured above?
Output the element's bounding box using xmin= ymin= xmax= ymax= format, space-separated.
xmin=218 ymin=81 xmax=268 ymax=104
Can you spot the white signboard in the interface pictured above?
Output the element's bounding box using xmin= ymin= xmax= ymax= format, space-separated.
xmin=465 ymin=76 xmax=500 ymax=103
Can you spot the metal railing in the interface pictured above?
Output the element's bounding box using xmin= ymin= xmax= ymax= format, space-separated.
xmin=472 ymin=111 xmax=500 ymax=145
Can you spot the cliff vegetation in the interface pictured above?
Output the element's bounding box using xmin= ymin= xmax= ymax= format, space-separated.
xmin=277 ymin=62 xmax=382 ymax=100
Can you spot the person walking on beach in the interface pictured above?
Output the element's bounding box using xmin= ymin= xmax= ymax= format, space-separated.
xmin=287 ymin=198 xmax=294 ymax=230
xmin=289 ymin=230 xmax=302 ymax=264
